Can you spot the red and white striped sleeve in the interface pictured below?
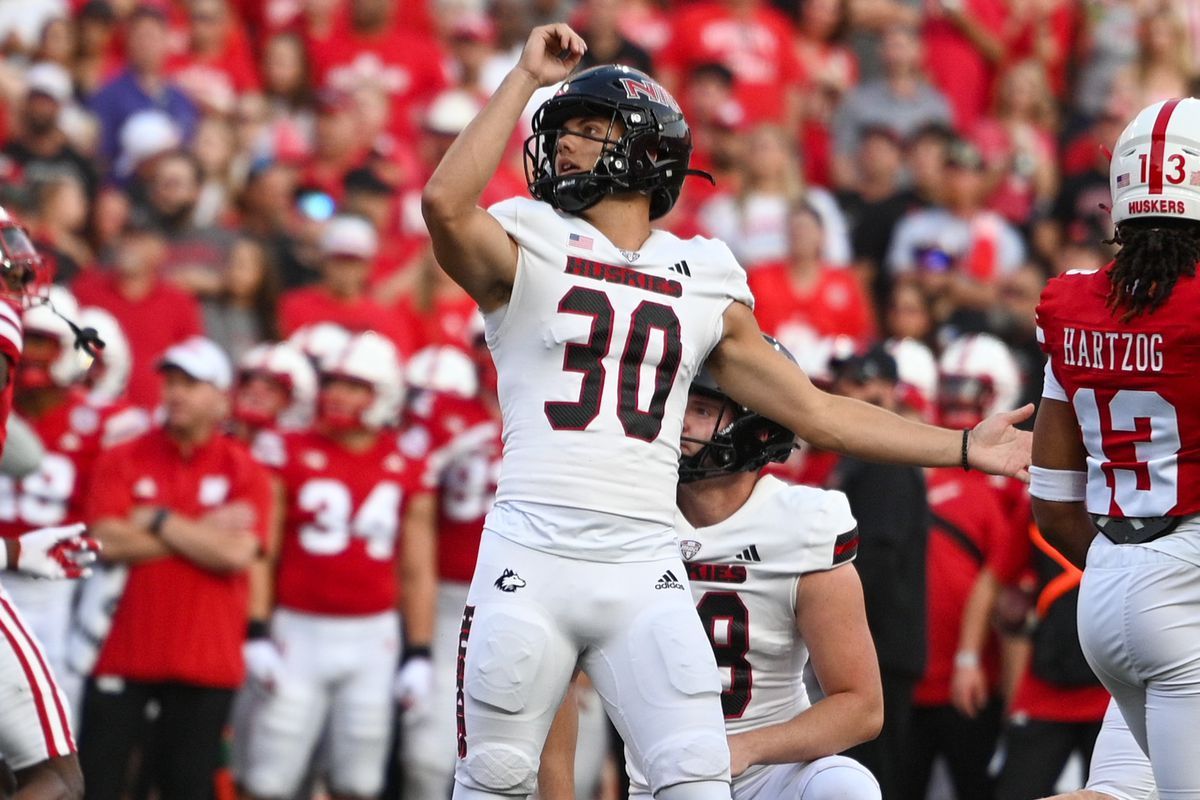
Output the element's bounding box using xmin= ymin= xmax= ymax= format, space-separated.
xmin=0 ymin=299 xmax=23 ymax=365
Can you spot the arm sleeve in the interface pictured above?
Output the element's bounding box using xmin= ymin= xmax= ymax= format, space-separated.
xmin=0 ymin=414 xmax=43 ymax=478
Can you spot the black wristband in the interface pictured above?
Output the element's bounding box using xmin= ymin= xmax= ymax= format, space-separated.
xmin=961 ymin=429 xmax=971 ymax=471
xmin=402 ymin=645 xmax=432 ymax=665
xmin=246 ymin=620 xmax=270 ymax=640
xmin=149 ymin=507 xmax=170 ymax=536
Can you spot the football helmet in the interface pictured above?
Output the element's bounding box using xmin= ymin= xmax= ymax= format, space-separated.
xmin=1110 ymin=98 xmax=1200 ymax=226
xmin=678 ymin=336 xmax=797 ymax=483
xmin=236 ymin=342 xmax=318 ymax=430
xmin=886 ymin=337 xmax=938 ymax=417
xmin=21 ymin=286 xmax=88 ymax=388
xmin=0 ymin=205 xmax=47 ymax=301
xmin=937 ymin=333 xmax=1021 ymax=422
xmin=525 ymin=64 xmax=710 ymax=220
xmin=79 ymin=306 xmax=132 ymax=403
xmin=287 ymin=322 xmax=352 ymax=371
xmin=318 ymin=332 xmax=404 ymax=430
xmin=405 ymin=344 xmax=478 ymax=399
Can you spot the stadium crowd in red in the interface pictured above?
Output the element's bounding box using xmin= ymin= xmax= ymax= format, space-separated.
xmin=0 ymin=0 xmax=1187 ymax=797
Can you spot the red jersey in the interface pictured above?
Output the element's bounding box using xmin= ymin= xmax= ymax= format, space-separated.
xmin=0 ymin=393 xmax=145 ymax=538
xmin=0 ymin=299 xmax=22 ymax=454
xmin=657 ymin=1 xmax=802 ymax=124
xmin=1036 ymin=266 xmax=1200 ymax=518
xmin=86 ymin=429 xmax=273 ymax=688
xmin=747 ymin=262 xmax=875 ymax=345
xmin=915 ymin=468 xmax=1029 ymax=707
xmin=279 ymin=286 xmax=423 ymax=358
xmin=253 ymin=428 xmax=431 ymax=616
xmin=72 ymin=271 xmax=204 ymax=410
xmin=402 ymin=391 xmax=501 ymax=583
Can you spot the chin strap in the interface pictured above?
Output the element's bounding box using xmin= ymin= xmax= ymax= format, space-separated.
xmin=684 ymin=168 xmax=716 ymax=186
xmin=44 ymin=299 xmax=105 ymax=360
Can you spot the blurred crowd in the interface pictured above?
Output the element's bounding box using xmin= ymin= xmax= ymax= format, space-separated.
xmin=0 ymin=0 xmax=1190 ymax=797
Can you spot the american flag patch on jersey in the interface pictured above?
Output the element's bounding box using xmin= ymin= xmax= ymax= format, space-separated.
xmin=568 ymin=233 xmax=594 ymax=250
xmin=1116 ymin=172 xmax=1130 ymax=188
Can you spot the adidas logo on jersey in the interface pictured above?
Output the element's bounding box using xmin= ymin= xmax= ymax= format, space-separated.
xmin=494 ymin=569 xmax=527 ymax=593
xmin=655 ymin=570 xmax=685 ymax=590
xmin=734 ymin=545 xmax=762 ymax=563
xmin=668 ymin=260 xmax=691 ymax=277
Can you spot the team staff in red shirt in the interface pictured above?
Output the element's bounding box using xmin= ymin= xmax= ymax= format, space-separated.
xmin=77 ymin=337 xmax=273 ymax=800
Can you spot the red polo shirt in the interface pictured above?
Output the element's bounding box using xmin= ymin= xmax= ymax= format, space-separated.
xmin=86 ymin=428 xmax=273 ymax=688
xmin=72 ymin=271 xmax=204 ymax=410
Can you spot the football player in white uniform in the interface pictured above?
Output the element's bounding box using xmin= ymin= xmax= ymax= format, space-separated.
xmin=634 ymin=342 xmax=882 ymax=799
xmin=1043 ymin=700 xmax=1157 ymax=800
xmin=422 ymin=24 xmax=1031 ymax=800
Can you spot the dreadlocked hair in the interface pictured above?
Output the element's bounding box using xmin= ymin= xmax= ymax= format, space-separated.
xmin=1105 ymin=218 xmax=1200 ymax=321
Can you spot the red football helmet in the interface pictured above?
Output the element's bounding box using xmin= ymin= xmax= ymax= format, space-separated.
xmin=0 ymin=206 xmax=48 ymax=303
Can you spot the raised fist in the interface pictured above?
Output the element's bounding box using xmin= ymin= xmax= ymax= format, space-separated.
xmin=515 ymin=24 xmax=587 ymax=88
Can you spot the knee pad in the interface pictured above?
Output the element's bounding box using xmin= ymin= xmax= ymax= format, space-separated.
xmin=464 ymin=606 xmax=553 ymax=714
xmin=641 ymin=730 xmax=730 ymax=791
xmin=457 ymin=743 xmax=539 ymax=795
xmin=799 ymin=756 xmax=881 ymax=800
xmin=637 ymin=607 xmax=722 ymax=700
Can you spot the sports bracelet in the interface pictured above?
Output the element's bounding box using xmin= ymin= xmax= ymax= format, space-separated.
xmin=961 ymin=429 xmax=971 ymax=471
xmin=402 ymin=645 xmax=432 ymax=664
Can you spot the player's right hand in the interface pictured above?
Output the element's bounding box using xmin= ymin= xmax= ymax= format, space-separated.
xmin=394 ymin=656 xmax=434 ymax=710
xmin=243 ymin=638 xmax=286 ymax=693
xmin=12 ymin=523 xmax=99 ymax=580
xmin=515 ymin=24 xmax=587 ymax=88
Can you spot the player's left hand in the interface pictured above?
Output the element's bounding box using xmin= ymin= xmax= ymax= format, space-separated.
xmin=11 ymin=523 xmax=99 ymax=579
xmin=968 ymin=404 xmax=1035 ymax=481
xmin=394 ymin=656 xmax=434 ymax=710
xmin=950 ymin=663 xmax=989 ymax=718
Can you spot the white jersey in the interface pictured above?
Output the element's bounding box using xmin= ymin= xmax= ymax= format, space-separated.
xmin=627 ymin=476 xmax=859 ymax=790
xmin=483 ymin=196 xmax=753 ymax=561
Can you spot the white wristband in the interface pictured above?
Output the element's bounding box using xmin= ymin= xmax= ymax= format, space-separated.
xmin=0 ymin=540 xmax=7 ymax=570
xmin=1029 ymin=465 xmax=1088 ymax=503
xmin=954 ymin=651 xmax=980 ymax=669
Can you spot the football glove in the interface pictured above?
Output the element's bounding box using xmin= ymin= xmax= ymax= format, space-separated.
xmin=8 ymin=523 xmax=99 ymax=579
xmin=243 ymin=638 xmax=286 ymax=693
xmin=394 ymin=655 xmax=434 ymax=710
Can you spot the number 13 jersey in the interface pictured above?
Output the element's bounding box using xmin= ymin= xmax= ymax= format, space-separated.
xmin=483 ymin=197 xmax=753 ymax=561
xmin=1037 ymin=266 xmax=1200 ymax=522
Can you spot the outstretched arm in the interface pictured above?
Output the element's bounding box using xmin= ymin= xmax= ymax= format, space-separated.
xmin=422 ymin=24 xmax=586 ymax=312
xmin=706 ymin=301 xmax=1033 ymax=477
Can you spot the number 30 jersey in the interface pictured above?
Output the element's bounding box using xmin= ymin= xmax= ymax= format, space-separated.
xmin=253 ymin=429 xmax=432 ymax=616
xmin=484 ymin=197 xmax=753 ymax=561
xmin=1037 ymin=267 xmax=1200 ymax=520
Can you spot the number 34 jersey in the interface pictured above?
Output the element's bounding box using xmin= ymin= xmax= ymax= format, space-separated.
xmin=484 ymin=197 xmax=753 ymax=561
xmin=675 ymin=476 xmax=859 ymax=741
xmin=253 ymin=429 xmax=432 ymax=616
xmin=1036 ymin=267 xmax=1200 ymax=520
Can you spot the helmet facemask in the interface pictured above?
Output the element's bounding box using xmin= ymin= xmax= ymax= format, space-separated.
xmin=678 ymin=388 xmax=795 ymax=484
xmin=0 ymin=223 xmax=48 ymax=306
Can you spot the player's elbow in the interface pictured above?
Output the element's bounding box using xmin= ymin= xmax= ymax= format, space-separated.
xmin=421 ymin=181 xmax=463 ymax=229
xmin=859 ymin=689 xmax=884 ymax=743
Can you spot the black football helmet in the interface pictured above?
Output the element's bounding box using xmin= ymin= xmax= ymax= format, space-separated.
xmin=524 ymin=64 xmax=712 ymax=220
xmin=678 ymin=336 xmax=797 ymax=483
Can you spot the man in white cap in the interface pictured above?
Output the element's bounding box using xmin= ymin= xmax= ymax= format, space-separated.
xmin=2 ymin=62 xmax=98 ymax=198
xmin=279 ymin=214 xmax=420 ymax=357
xmin=77 ymin=336 xmax=274 ymax=800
